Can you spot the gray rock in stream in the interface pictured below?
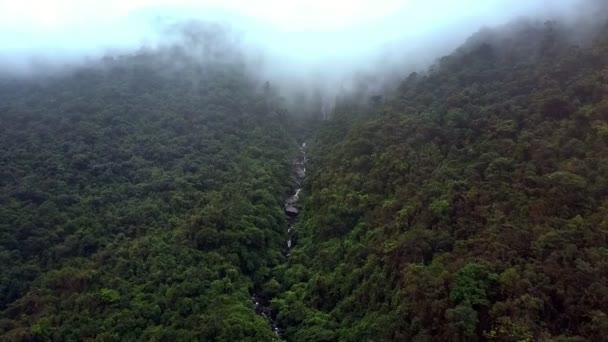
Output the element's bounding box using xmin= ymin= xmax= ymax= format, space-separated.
xmin=285 ymin=206 xmax=299 ymax=216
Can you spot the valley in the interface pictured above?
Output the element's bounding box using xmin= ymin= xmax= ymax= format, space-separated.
xmin=1 ymin=8 xmax=608 ymax=341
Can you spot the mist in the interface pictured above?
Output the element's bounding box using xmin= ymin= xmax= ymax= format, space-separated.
xmin=0 ymin=0 xmax=595 ymax=109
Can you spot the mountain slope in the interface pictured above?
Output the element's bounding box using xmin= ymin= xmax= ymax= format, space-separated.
xmin=0 ymin=43 xmax=295 ymax=340
xmin=275 ymin=19 xmax=608 ymax=341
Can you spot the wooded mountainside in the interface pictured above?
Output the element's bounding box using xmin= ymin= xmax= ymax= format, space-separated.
xmin=274 ymin=18 xmax=608 ymax=341
xmin=1 ymin=15 xmax=608 ymax=342
xmin=0 ymin=44 xmax=299 ymax=340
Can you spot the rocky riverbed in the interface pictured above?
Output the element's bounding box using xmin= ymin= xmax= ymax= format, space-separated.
xmin=252 ymin=142 xmax=307 ymax=339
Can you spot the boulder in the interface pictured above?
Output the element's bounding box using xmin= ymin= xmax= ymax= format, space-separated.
xmin=285 ymin=206 xmax=299 ymax=216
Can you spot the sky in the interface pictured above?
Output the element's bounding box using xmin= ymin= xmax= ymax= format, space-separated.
xmin=0 ymin=1 xmax=584 ymax=51
xmin=0 ymin=0 xmax=587 ymax=78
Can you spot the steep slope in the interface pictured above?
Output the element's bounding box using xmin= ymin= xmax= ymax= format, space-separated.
xmin=0 ymin=43 xmax=296 ymax=339
xmin=274 ymin=19 xmax=608 ymax=340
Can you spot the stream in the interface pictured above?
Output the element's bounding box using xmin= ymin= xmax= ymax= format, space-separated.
xmin=252 ymin=142 xmax=307 ymax=339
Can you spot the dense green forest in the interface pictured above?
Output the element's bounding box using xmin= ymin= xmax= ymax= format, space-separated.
xmin=272 ymin=19 xmax=608 ymax=341
xmin=2 ymin=14 xmax=608 ymax=342
xmin=0 ymin=36 xmax=300 ymax=340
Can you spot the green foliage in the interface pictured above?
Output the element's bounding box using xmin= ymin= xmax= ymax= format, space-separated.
xmin=99 ymin=288 xmax=121 ymax=304
xmin=0 ymin=39 xmax=295 ymax=340
xmin=450 ymin=263 xmax=496 ymax=306
xmin=445 ymin=304 xmax=478 ymax=338
xmin=3 ymin=15 xmax=608 ymax=341
xmin=274 ymin=18 xmax=608 ymax=341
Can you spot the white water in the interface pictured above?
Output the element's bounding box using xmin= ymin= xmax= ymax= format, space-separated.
xmin=285 ymin=142 xmax=306 ymax=254
xmin=252 ymin=141 xmax=307 ymax=339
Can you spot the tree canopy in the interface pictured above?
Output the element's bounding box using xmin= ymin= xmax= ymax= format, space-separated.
xmin=0 ymin=42 xmax=296 ymax=340
xmin=273 ymin=18 xmax=608 ymax=341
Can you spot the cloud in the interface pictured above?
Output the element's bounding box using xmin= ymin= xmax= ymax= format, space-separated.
xmin=0 ymin=1 xmax=583 ymax=52
xmin=0 ymin=0 xmax=587 ymax=80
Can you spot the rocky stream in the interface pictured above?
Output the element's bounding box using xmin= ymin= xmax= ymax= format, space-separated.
xmin=252 ymin=142 xmax=307 ymax=339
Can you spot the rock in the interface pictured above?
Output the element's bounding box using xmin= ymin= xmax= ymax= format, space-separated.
xmin=285 ymin=206 xmax=299 ymax=216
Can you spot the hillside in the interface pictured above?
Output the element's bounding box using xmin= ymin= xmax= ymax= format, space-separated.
xmin=0 ymin=42 xmax=297 ymax=340
xmin=273 ymin=19 xmax=608 ymax=341
xmin=2 ymin=14 xmax=608 ymax=342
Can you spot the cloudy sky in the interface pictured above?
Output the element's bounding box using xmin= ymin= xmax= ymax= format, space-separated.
xmin=0 ymin=0 xmax=588 ymax=79
xmin=0 ymin=1 xmax=583 ymax=50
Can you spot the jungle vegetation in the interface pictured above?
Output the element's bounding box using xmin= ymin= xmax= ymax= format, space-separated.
xmin=273 ymin=18 xmax=608 ymax=341
xmin=1 ymin=15 xmax=608 ymax=342
xmin=0 ymin=37 xmax=298 ymax=340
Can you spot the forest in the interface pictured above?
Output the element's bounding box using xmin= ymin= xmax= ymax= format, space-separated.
xmin=273 ymin=18 xmax=608 ymax=341
xmin=1 ymin=10 xmax=608 ymax=342
xmin=0 ymin=40 xmax=301 ymax=340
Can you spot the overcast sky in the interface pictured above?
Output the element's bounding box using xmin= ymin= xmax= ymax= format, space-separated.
xmin=0 ymin=1 xmax=584 ymax=50
xmin=0 ymin=0 xmax=588 ymax=80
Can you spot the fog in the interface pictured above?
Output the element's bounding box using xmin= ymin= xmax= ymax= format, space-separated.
xmin=0 ymin=0 xmax=597 ymax=109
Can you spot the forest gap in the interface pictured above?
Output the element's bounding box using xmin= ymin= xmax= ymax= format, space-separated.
xmin=1 ymin=1 xmax=608 ymax=341
xmin=252 ymin=141 xmax=307 ymax=339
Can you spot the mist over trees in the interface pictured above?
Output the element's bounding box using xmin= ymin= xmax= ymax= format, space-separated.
xmin=273 ymin=11 xmax=608 ymax=341
xmin=0 ymin=0 xmax=596 ymax=115
xmin=0 ymin=27 xmax=300 ymax=339
xmin=1 ymin=1 xmax=608 ymax=341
